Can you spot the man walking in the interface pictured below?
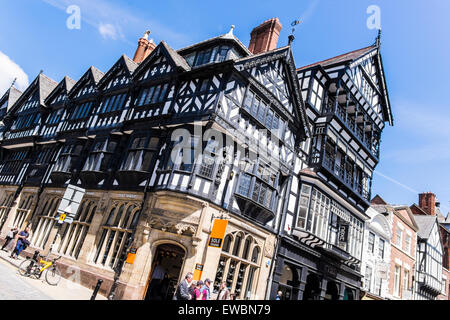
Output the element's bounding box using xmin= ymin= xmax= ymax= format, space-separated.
xmin=174 ymin=272 xmax=193 ymax=300
xmin=1 ymin=226 xmax=17 ymax=251
xmin=217 ymin=281 xmax=230 ymax=300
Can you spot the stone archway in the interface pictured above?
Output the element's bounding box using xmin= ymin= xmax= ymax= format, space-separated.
xmin=144 ymin=242 xmax=187 ymax=300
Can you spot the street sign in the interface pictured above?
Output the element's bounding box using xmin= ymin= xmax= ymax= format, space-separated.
xmin=57 ymin=184 xmax=86 ymax=225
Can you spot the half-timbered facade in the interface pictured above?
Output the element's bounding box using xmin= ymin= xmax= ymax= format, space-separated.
xmin=270 ymin=34 xmax=393 ymax=300
xmin=413 ymin=215 xmax=444 ymax=300
xmin=0 ymin=19 xmax=313 ymax=300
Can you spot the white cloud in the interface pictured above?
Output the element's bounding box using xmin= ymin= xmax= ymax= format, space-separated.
xmin=98 ymin=23 xmax=118 ymax=40
xmin=0 ymin=51 xmax=29 ymax=95
xmin=41 ymin=0 xmax=189 ymax=48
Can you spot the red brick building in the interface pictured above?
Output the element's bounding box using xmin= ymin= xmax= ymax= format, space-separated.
xmin=371 ymin=195 xmax=418 ymax=300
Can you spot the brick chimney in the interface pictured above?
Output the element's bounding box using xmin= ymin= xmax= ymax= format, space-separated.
xmin=133 ymin=30 xmax=156 ymax=64
xmin=248 ymin=18 xmax=282 ymax=55
xmin=419 ymin=192 xmax=437 ymax=216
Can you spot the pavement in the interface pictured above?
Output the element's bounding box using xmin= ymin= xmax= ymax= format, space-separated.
xmin=0 ymin=249 xmax=108 ymax=300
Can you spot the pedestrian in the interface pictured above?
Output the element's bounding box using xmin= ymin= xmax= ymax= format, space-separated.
xmin=200 ymin=278 xmax=211 ymax=300
xmin=217 ymin=281 xmax=230 ymax=300
xmin=1 ymin=226 xmax=18 ymax=251
xmin=10 ymin=227 xmax=30 ymax=259
xmin=174 ymin=272 xmax=193 ymax=300
xmin=275 ymin=291 xmax=283 ymax=300
xmin=148 ymin=258 xmax=167 ymax=299
xmin=192 ymin=280 xmax=203 ymax=300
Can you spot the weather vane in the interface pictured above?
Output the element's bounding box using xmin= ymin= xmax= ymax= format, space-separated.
xmin=289 ymin=19 xmax=302 ymax=45
xmin=291 ymin=19 xmax=302 ymax=35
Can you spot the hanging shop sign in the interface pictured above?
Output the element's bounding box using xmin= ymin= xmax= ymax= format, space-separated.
xmin=208 ymin=219 xmax=228 ymax=248
xmin=126 ymin=247 xmax=138 ymax=264
xmin=193 ymin=264 xmax=204 ymax=281
xmin=338 ymin=224 xmax=349 ymax=244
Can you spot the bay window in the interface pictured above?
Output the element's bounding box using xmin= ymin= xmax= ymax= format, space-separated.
xmin=121 ymin=135 xmax=159 ymax=172
xmin=83 ymin=138 xmax=118 ymax=172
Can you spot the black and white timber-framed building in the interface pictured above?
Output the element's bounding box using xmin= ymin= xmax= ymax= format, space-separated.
xmin=0 ymin=19 xmax=314 ymax=300
xmin=269 ymin=34 xmax=394 ymax=300
xmin=0 ymin=18 xmax=394 ymax=301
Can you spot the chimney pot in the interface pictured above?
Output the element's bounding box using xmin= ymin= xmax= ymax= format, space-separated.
xmin=133 ymin=30 xmax=156 ymax=64
xmin=248 ymin=18 xmax=283 ymax=55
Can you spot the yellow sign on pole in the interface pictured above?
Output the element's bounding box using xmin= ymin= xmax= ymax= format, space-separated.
xmin=208 ymin=219 xmax=228 ymax=248
xmin=59 ymin=214 xmax=66 ymax=222
xmin=193 ymin=264 xmax=203 ymax=281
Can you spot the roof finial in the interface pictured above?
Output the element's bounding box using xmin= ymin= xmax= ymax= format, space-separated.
xmin=10 ymin=78 xmax=17 ymax=89
xmin=227 ymin=25 xmax=235 ymax=36
xmin=376 ymin=29 xmax=382 ymax=47
xmin=143 ymin=30 xmax=151 ymax=40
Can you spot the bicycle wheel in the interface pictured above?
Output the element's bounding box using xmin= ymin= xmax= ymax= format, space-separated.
xmin=45 ymin=266 xmax=61 ymax=286
xmin=18 ymin=260 xmax=34 ymax=277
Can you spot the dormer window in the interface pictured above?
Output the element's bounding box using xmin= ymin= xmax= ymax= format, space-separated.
xmin=187 ymin=45 xmax=231 ymax=67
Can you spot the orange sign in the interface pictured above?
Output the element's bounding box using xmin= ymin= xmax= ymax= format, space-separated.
xmin=193 ymin=264 xmax=203 ymax=281
xmin=126 ymin=248 xmax=137 ymax=264
xmin=208 ymin=219 xmax=228 ymax=248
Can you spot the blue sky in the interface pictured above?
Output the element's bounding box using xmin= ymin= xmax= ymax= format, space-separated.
xmin=0 ymin=0 xmax=449 ymax=215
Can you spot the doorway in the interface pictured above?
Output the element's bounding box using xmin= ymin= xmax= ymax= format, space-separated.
xmin=144 ymin=243 xmax=186 ymax=300
xmin=302 ymin=273 xmax=321 ymax=300
xmin=325 ymin=281 xmax=339 ymax=300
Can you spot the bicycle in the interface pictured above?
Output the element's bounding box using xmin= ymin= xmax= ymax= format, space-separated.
xmin=18 ymin=251 xmax=62 ymax=286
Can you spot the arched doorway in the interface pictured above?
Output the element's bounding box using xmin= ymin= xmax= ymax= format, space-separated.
xmin=343 ymin=288 xmax=355 ymax=300
xmin=277 ymin=264 xmax=300 ymax=300
xmin=144 ymin=243 xmax=186 ymax=300
xmin=325 ymin=281 xmax=339 ymax=300
xmin=303 ymin=273 xmax=321 ymax=300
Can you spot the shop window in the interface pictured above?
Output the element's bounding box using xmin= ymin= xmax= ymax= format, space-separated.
xmin=57 ymin=199 xmax=96 ymax=259
xmin=93 ymin=202 xmax=140 ymax=270
xmin=12 ymin=194 xmax=34 ymax=230
xmin=213 ymin=231 xmax=261 ymax=300
xmin=31 ymin=197 xmax=61 ymax=249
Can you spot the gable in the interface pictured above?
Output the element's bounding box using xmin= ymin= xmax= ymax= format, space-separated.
xmin=134 ymin=42 xmax=189 ymax=82
xmin=16 ymin=88 xmax=40 ymax=113
xmin=69 ymin=69 xmax=101 ymax=100
xmin=396 ymin=208 xmax=416 ymax=230
xmin=98 ymin=56 xmax=136 ymax=92
xmin=235 ymin=47 xmax=310 ymax=140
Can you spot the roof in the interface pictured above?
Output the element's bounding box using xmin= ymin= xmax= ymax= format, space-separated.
xmin=122 ymin=54 xmax=139 ymax=74
xmin=44 ymin=76 xmax=76 ymax=105
xmin=161 ymin=41 xmax=191 ymax=71
xmin=9 ymin=73 xmax=58 ymax=112
xmin=177 ymin=27 xmax=251 ymax=57
xmin=413 ymin=215 xmax=437 ymax=239
xmin=0 ymin=86 xmax=23 ymax=112
xmin=90 ymin=66 xmax=104 ymax=84
xmin=297 ymin=45 xmax=376 ymax=71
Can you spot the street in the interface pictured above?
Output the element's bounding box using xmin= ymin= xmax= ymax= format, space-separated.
xmin=0 ymin=255 xmax=52 ymax=300
xmin=0 ymin=250 xmax=107 ymax=300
